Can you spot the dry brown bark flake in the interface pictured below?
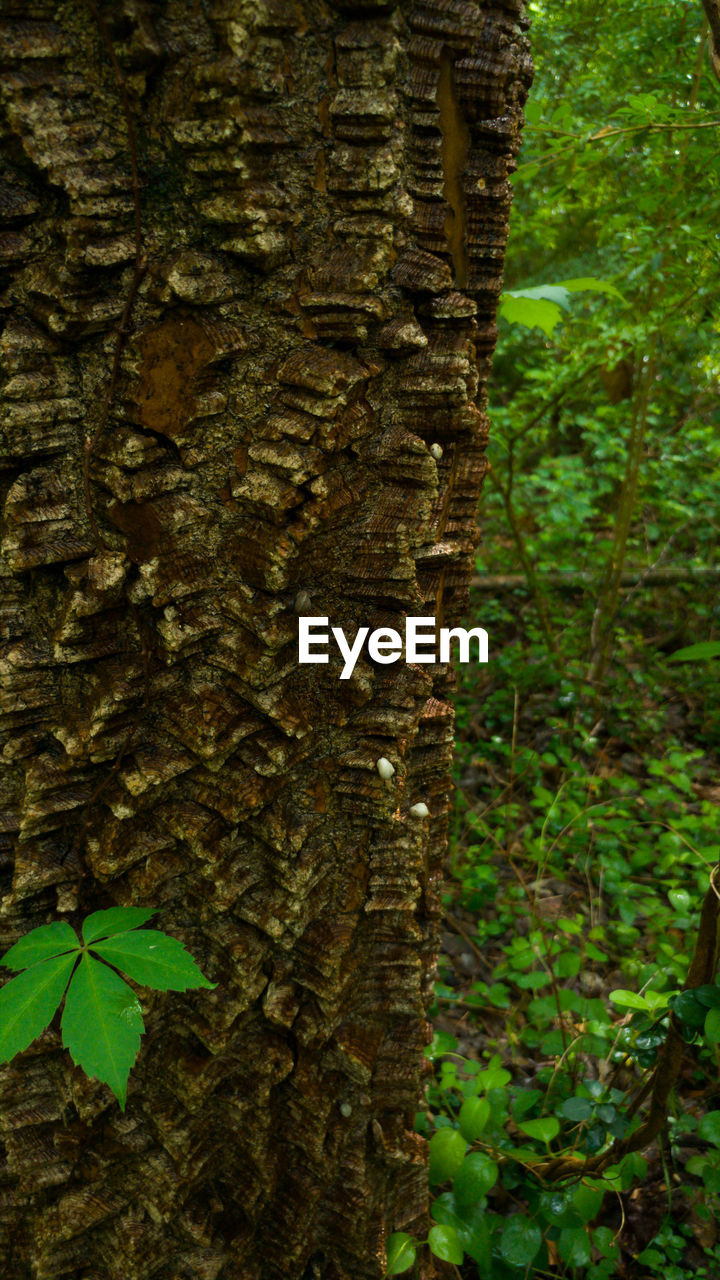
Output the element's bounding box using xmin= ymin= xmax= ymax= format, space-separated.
xmin=0 ymin=1 xmax=531 ymax=1277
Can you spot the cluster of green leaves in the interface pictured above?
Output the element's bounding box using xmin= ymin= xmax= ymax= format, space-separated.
xmin=0 ymin=908 xmax=214 ymax=1108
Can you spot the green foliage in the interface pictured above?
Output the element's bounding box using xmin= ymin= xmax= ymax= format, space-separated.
xmin=0 ymin=909 xmax=214 ymax=1108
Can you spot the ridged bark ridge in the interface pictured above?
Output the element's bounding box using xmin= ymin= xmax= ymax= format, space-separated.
xmin=0 ymin=2 xmax=531 ymax=1276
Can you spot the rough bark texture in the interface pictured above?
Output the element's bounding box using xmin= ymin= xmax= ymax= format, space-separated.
xmin=0 ymin=2 xmax=531 ymax=1277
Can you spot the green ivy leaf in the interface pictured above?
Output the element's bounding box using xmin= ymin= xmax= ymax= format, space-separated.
xmin=572 ymin=1182 xmax=604 ymax=1224
xmin=518 ymin=1116 xmax=560 ymax=1144
xmin=428 ymin=1224 xmax=464 ymax=1265
xmin=453 ymin=1152 xmax=499 ymax=1206
xmin=61 ymin=954 xmax=144 ymax=1110
xmin=499 ymin=1216 xmax=542 ymax=1268
xmin=557 ymin=1096 xmax=593 ymax=1122
xmin=0 ymin=953 xmax=77 ymax=1062
xmin=90 ymin=930 xmax=215 ymax=992
xmin=429 ymin=1128 xmax=467 ymax=1184
xmin=558 ymin=1225 xmax=592 ymax=1267
xmin=82 ymin=907 xmax=157 ymax=945
xmin=695 ymin=985 xmax=720 ymax=1009
xmin=385 ymin=1233 xmax=416 ymax=1276
xmin=609 ymin=988 xmax=650 ymax=1011
xmin=1 ymin=921 xmax=79 ymax=971
xmin=458 ymin=1096 xmax=491 ymax=1141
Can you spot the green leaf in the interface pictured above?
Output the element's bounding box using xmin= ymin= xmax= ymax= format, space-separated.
xmin=428 ymin=1224 xmax=464 ymax=1265
xmin=1 ymin=921 xmax=79 ymax=971
xmin=558 ymin=1225 xmax=592 ymax=1267
xmin=429 ymin=1127 xmax=467 ymax=1184
xmin=518 ymin=1116 xmax=560 ymax=1144
xmin=385 ymin=1233 xmax=416 ymax=1276
xmin=458 ymin=1096 xmax=491 ymax=1141
xmin=560 ymin=276 xmax=625 ymax=300
xmin=82 ymin=907 xmax=157 ymax=944
xmin=698 ymin=1111 xmax=720 ymax=1148
xmin=668 ymin=641 xmax=720 ymax=663
xmin=499 ymin=1216 xmax=542 ymax=1268
xmin=705 ymin=1009 xmax=720 ymax=1044
xmin=91 ymin=930 xmax=215 ymax=992
xmin=669 ymin=990 xmax=706 ymax=1028
xmin=453 ymin=1152 xmax=499 ymax=1206
xmin=557 ymin=1096 xmax=593 ymax=1122
xmin=609 ymin=988 xmax=649 ymax=1011
xmin=572 ymin=1182 xmax=604 ymax=1223
xmin=499 ymin=294 xmax=566 ymax=337
xmin=668 ymin=889 xmax=691 ymax=912
xmin=0 ymin=953 xmax=77 ymax=1062
xmin=61 ymin=954 xmax=144 ymax=1110
xmin=695 ymin=985 xmax=720 ymax=1008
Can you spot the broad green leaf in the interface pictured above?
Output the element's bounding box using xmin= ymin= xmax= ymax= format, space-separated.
xmin=91 ymin=930 xmax=215 ymax=992
xmin=557 ymin=1096 xmax=593 ymax=1122
xmin=668 ymin=641 xmax=720 ymax=663
xmin=385 ymin=1233 xmax=416 ymax=1276
xmin=499 ymin=1216 xmax=542 ymax=1268
xmin=558 ymin=1226 xmax=592 ymax=1267
xmin=669 ymin=990 xmax=706 ymax=1028
xmin=0 ymin=953 xmax=77 ymax=1062
xmin=560 ymin=276 xmax=625 ymax=300
xmin=431 ymin=1192 xmax=490 ymax=1263
xmin=518 ymin=1116 xmax=560 ymax=1144
xmin=428 ymin=1224 xmax=464 ymax=1265
xmin=609 ymin=988 xmax=649 ymax=1011
xmin=695 ymin=985 xmax=720 ymax=1008
xmin=698 ymin=1111 xmax=720 ymax=1148
xmin=668 ymin=889 xmax=691 ymax=912
xmin=705 ymin=1009 xmax=720 ymax=1044
xmin=458 ymin=1096 xmax=490 ymax=1141
xmin=499 ymin=294 xmax=565 ymax=337
xmin=1 ymin=921 xmax=79 ymax=972
xmin=429 ymin=1127 xmax=467 ymax=1184
xmin=82 ymin=907 xmax=157 ymax=945
xmin=572 ymin=1182 xmax=604 ymax=1223
xmin=453 ymin=1152 xmax=498 ymax=1206
xmin=61 ymin=954 xmax=144 ymax=1110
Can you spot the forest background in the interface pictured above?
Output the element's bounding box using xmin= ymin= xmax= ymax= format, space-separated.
xmin=409 ymin=1 xmax=720 ymax=1277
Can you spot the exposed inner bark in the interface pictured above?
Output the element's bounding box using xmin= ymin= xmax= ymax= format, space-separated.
xmin=0 ymin=1 xmax=531 ymax=1277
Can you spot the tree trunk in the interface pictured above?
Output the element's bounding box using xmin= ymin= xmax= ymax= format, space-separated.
xmin=0 ymin=2 xmax=531 ymax=1276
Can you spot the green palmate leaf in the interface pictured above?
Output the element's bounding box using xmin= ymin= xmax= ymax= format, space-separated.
xmin=0 ymin=952 xmax=77 ymax=1062
xmin=499 ymin=294 xmax=566 ymax=337
xmin=90 ymin=929 xmax=215 ymax=992
xmin=668 ymin=641 xmax=720 ymax=663
xmin=385 ymin=1233 xmax=416 ymax=1276
xmin=1 ymin=921 xmax=79 ymax=972
xmin=82 ymin=907 xmax=157 ymax=945
xmin=429 ymin=1127 xmax=467 ymax=1184
xmin=61 ymin=953 xmax=144 ymax=1110
xmin=428 ymin=1224 xmax=464 ymax=1265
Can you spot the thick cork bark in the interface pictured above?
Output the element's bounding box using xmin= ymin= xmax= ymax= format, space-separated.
xmin=0 ymin=2 xmax=531 ymax=1276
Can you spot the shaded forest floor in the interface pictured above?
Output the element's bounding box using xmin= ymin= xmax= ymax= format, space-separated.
xmin=427 ymin=579 xmax=720 ymax=1280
